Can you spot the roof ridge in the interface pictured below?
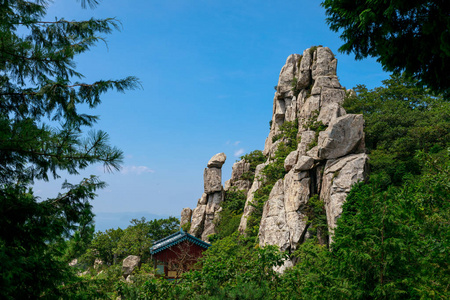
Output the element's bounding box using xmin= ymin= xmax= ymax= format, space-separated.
xmin=150 ymin=230 xmax=211 ymax=255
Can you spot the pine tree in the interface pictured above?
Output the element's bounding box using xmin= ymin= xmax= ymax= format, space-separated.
xmin=0 ymin=0 xmax=140 ymax=298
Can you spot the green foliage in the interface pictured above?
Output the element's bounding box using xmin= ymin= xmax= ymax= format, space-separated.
xmin=184 ymin=233 xmax=287 ymax=298
xmin=240 ymin=150 xmax=266 ymax=172
xmin=321 ymin=0 xmax=450 ymax=96
xmin=291 ymin=76 xmax=301 ymax=97
xmin=296 ymin=55 xmax=303 ymax=69
xmin=282 ymin=239 xmax=334 ymax=299
xmin=82 ymin=217 xmax=179 ymax=266
xmin=181 ymin=221 xmax=191 ymax=232
xmin=303 ymin=110 xmax=327 ymax=150
xmin=309 ymin=45 xmax=323 ymax=55
xmin=0 ymin=1 xmax=140 ymax=298
xmin=304 ymin=195 xmax=328 ymax=242
xmin=65 ymin=150 xmax=450 ymax=299
xmin=343 ymin=74 xmax=450 ymax=187
xmin=272 ymin=119 xmax=299 ymax=144
xmin=213 ymin=189 xmax=247 ymax=240
xmin=239 ymin=149 xmax=266 ymax=182
xmin=327 ymin=150 xmax=450 ymax=299
xmin=245 ymin=184 xmax=274 ymax=238
xmin=244 ymin=120 xmax=300 ymax=238
xmin=223 ymin=189 xmax=247 ymax=213
xmin=0 ymin=176 xmax=104 ymax=299
xmin=262 ymin=140 xmax=296 ymax=184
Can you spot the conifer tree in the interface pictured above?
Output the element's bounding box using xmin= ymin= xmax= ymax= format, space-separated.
xmin=0 ymin=0 xmax=140 ymax=298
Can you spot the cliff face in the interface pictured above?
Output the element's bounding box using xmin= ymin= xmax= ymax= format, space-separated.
xmin=182 ymin=46 xmax=368 ymax=257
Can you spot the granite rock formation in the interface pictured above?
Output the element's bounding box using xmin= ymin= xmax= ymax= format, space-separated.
xmin=255 ymin=46 xmax=368 ymax=255
xmin=180 ymin=207 xmax=192 ymax=228
xmin=224 ymin=159 xmax=252 ymax=195
xmin=187 ymin=153 xmax=226 ymax=242
xmin=181 ymin=47 xmax=369 ymax=268
xmin=122 ymin=255 xmax=141 ymax=279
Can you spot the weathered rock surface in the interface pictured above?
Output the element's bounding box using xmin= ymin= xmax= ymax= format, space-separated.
xmin=317 ymin=114 xmax=365 ymax=160
xmin=189 ymin=204 xmax=206 ymax=237
xmin=224 ymin=159 xmax=252 ymax=195
xmin=180 ymin=208 xmax=192 ymax=228
xmin=198 ymin=193 xmax=207 ymax=205
xmin=258 ymin=170 xmax=310 ymax=252
xmin=320 ymin=153 xmax=369 ymax=238
xmin=184 ymin=46 xmax=369 ymax=274
xmin=312 ymin=47 xmax=337 ymax=79
xmin=204 ymin=167 xmax=222 ymax=194
xmin=254 ymin=46 xmax=368 ymax=269
xmin=122 ymin=255 xmax=140 ymax=278
xmin=284 ymin=150 xmax=299 ymax=172
xmin=183 ymin=153 xmax=227 ymax=242
xmin=207 ymin=153 xmax=227 ymax=168
xmin=238 ymin=161 xmax=268 ymax=234
xmin=317 ymin=102 xmax=346 ymax=126
xmin=259 ymin=180 xmax=290 ymax=251
xmin=294 ymin=156 xmax=314 ymax=172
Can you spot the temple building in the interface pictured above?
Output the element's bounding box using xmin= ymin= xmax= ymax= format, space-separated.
xmin=149 ymin=229 xmax=211 ymax=279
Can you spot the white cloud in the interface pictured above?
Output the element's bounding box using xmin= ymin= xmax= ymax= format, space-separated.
xmin=234 ymin=148 xmax=245 ymax=157
xmin=233 ymin=141 xmax=241 ymax=146
xmin=121 ymin=165 xmax=155 ymax=175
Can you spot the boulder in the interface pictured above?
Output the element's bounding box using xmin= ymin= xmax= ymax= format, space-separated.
xmin=320 ymin=88 xmax=345 ymax=108
xmin=284 ymin=149 xmax=299 ymax=172
xmin=225 ymin=160 xmax=252 ymax=194
xmin=317 ymin=114 xmax=365 ymax=159
xmin=311 ymin=75 xmax=341 ymax=95
xmin=277 ymin=54 xmax=302 ymax=95
xmin=273 ymin=258 xmax=294 ymax=274
xmin=295 ymin=48 xmax=313 ymax=89
xmin=207 ymin=153 xmax=227 ymax=168
xmin=189 ymin=205 xmax=206 ymax=237
xmin=204 ymin=167 xmax=222 ymax=194
xmin=122 ymin=255 xmax=140 ymax=278
xmin=298 ymin=131 xmax=316 ymax=155
xmin=320 ymin=154 xmax=369 ymax=239
xmin=311 ymin=47 xmax=337 ymax=79
xmin=205 ymin=192 xmax=223 ymax=215
xmin=198 ymin=193 xmax=207 ymax=205
xmin=293 ymin=156 xmax=314 ymax=172
xmin=227 ymin=180 xmax=252 ymax=194
xmin=259 ymin=172 xmax=311 ymax=252
xmin=317 ymin=102 xmax=346 ymax=126
xmin=283 ymin=170 xmax=310 ymax=250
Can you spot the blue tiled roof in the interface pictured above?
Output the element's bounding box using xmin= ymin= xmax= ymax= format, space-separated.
xmin=149 ymin=229 xmax=211 ymax=255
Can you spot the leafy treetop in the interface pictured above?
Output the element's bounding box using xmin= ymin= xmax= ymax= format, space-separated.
xmin=322 ymin=0 xmax=450 ymax=96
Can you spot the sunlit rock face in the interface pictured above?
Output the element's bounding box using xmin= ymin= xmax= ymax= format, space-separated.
xmin=186 ymin=153 xmax=226 ymax=242
xmin=256 ymin=47 xmax=367 ymax=256
xmin=219 ymin=46 xmax=368 ymax=262
xmin=182 ymin=47 xmax=369 ymax=271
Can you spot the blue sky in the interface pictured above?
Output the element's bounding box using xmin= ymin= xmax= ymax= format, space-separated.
xmin=33 ymin=0 xmax=388 ymax=231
